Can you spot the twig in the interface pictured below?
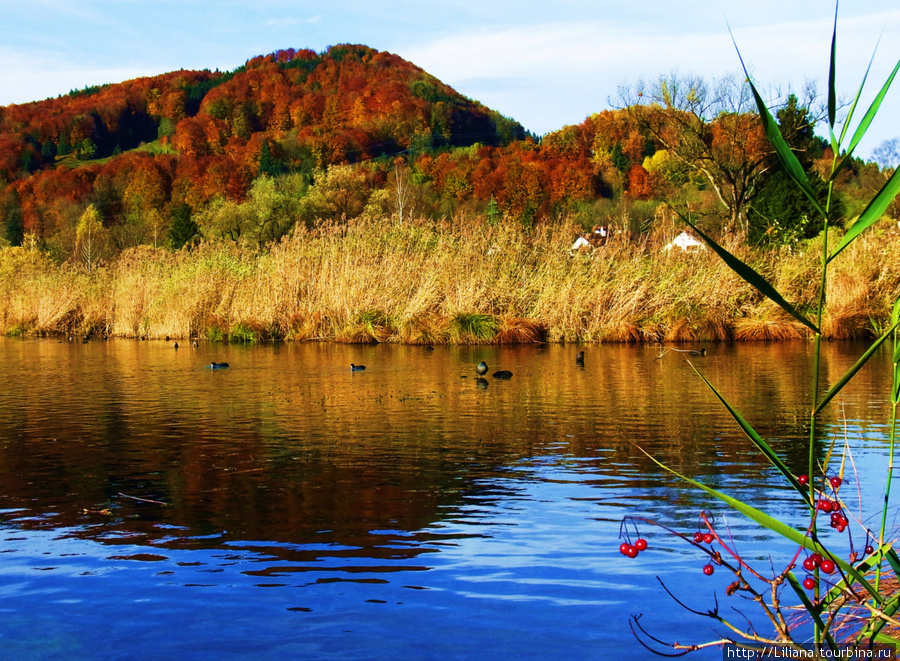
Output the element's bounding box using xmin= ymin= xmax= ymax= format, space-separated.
xmin=117 ymin=492 xmax=167 ymax=505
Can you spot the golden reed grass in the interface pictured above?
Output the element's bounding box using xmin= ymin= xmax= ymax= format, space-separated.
xmin=0 ymin=216 xmax=898 ymax=343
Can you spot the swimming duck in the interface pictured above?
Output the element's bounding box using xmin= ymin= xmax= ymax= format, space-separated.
xmin=476 ymin=361 xmax=489 ymax=376
xmin=576 ymin=350 xmax=585 ymax=365
xmin=210 ymin=362 xmax=230 ymax=369
xmin=492 ymin=370 xmax=513 ymax=379
xmin=173 ymin=342 xmax=179 ymax=349
xmin=351 ymin=363 xmax=366 ymax=371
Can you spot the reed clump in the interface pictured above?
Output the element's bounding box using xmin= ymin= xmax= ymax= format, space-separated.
xmin=0 ymin=214 xmax=898 ymax=343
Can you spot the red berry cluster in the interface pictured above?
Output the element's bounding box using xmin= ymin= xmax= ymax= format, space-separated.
xmin=619 ymin=518 xmax=648 ymax=558
xmin=692 ymin=525 xmax=717 ymax=575
xmin=693 ymin=531 xmax=715 ymax=545
xmin=619 ymin=538 xmax=648 ymax=558
xmin=798 ymin=474 xmax=848 ymax=532
xmin=801 ymin=552 xmax=836 ymax=591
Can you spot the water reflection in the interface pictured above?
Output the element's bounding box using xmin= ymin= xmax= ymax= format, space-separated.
xmin=0 ymin=339 xmax=896 ymax=659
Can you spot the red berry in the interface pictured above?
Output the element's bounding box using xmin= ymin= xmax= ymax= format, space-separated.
xmin=703 ymin=533 xmax=714 ymax=544
xmin=836 ymin=524 xmax=846 ymax=533
xmin=803 ymin=577 xmax=816 ymax=590
xmin=803 ymin=557 xmax=817 ymax=571
xmin=810 ymin=553 xmax=823 ymax=567
xmin=693 ymin=531 xmax=704 ymax=543
xmin=619 ymin=543 xmax=630 ymax=556
xmin=702 ymin=564 xmax=714 ymax=576
xmin=865 ymin=545 xmax=875 ymax=555
xmin=634 ymin=538 xmax=648 ymax=552
xmin=820 ymin=559 xmax=836 ymax=574
xmin=798 ymin=474 xmax=809 ymax=485
xmin=831 ymin=502 xmax=841 ymax=513
xmin=830 ymin=476 xmax=842 ymax=489
xmin=820 ymin=500 xmax=833 ymax=513
xmin=625 ymin=545 xmax=639 ymax=558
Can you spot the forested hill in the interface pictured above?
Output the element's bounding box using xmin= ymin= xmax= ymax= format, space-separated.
xmin=0 ymin=44 xmax=527 ymax=253
xmin=0 ymin=44 xmax=524 ymax=172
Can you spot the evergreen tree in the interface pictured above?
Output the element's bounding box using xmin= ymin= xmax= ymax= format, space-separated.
xmin=257 ymin=141 xmax=282 ymax=177
xmin=169 ymin=203 xmax=199 ymax=249
xmin=3 ymin=189 xmax=24 ymax=246
xmin=747 ymin=94 xmax=830 ymax=245
xmin=486 ymin=196 xmax=499 ymax=226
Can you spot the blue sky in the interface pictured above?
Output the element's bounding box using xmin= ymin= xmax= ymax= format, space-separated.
xmin=2 ymin=1 xmax=899 ymax=159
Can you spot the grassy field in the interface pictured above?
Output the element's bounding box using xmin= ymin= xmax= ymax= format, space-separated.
xmin=1 ymin=215 xmax=898 ymax=344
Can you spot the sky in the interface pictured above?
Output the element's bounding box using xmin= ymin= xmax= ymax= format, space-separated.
xmin=2 ymin=1 xmax=899 ymax=161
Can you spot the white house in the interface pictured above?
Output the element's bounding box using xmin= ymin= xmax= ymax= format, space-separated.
xmin=664 ymin=231 xmax=705 ymax=253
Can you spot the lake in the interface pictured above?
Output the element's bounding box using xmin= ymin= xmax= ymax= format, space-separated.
xmin=0 ymin=338 xmax=895 ymax=660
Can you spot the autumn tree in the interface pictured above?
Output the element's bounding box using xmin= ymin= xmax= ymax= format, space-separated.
xmin=75 ymin=204 xmax=105 ymax=271
xmin=300 ymin=165 xmax=371 ymax=222
xmin=619 ymin=72 xmax=796 ymax=233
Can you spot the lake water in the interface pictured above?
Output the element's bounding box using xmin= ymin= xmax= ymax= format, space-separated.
xmin=0 ymin=338 xmax=896 ymax=660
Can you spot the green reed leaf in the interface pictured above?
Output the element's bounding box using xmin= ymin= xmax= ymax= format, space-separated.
xmin=893 ymin=298 xmax=900 ymax=371
xmin=729 ymin=33 xmax=827 ymax=220
xmin=814 ymin=320 xmax=899 ymax=415
xmin=829 ymin=167 xmax=900 ymax=263
xmin=827 ymin=3 xmax=838 ymax=132
xmin=844 ymin=48 xmax=900 ymax=160
xmin=787 ymin=573 xmax=838 ymax=652
xmin=690 ymin=363 xmax=804 ymax=497
xmin=680 ymin=215 xmax=818 ymax=334
xmin=636 ymin=447 xmax=882 ymax=603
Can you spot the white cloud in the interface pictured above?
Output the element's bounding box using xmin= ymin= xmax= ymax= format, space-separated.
xmin=400 ymin=11 xmax=900 ymax=152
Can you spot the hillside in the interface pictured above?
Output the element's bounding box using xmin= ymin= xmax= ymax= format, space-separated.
xmin=0 ymin=45 xmax=893 ymax=266
xmin=0 ymin=45 xmax=525 ymax=254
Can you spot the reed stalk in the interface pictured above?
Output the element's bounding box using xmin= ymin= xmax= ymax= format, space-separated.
xmin=628 ymin=6 xmax=900 ymax=653
xmin=1 ymin=215 xmax=899 ymax=343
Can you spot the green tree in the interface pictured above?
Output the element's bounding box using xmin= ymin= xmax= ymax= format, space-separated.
xmin=486 ymin=196 xmax=500 ymax=226
xmin=257 ymin=141 xmax=282 ymax=178
xmin=2 ymin=188 xmax=24 ymax=246
xmin=746 ymin=169 xmax=831 ymax=245
xmin=168 ymin=203 xmax=199 ymax=249
xmin=747 ymin=94 xmax=832 ymax=245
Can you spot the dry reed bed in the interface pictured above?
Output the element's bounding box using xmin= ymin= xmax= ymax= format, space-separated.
xmin=0 ymin=217 xmax=898 ymax=343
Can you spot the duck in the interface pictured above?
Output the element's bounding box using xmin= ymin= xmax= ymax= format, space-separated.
xmin=173 ymin=342 xmax=179 ymax=349
xmin=192 ymin=340 xmax=199 ymax=348
xmin=351 ymin=363 xmax=366 ymax=371
xmin=210 ymin=362 xmax=230 ymax=369
xmin=576 ymin=350 xmax=585 ymax=365
xmin=476 ymin=361 xmax=489 ymax=376
xmin=492 ymin=370 xmax=513 ymax=379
